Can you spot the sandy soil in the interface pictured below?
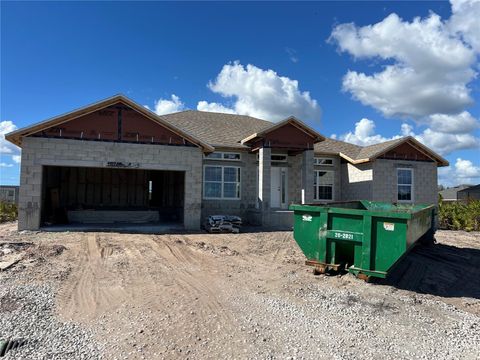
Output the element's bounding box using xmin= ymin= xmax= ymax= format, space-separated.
xmin=1 ymin=222 xmax=479 ymax=359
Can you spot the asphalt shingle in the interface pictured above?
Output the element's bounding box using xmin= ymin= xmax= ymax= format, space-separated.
xmin=161 ymin=110 xmax=272 ymax=149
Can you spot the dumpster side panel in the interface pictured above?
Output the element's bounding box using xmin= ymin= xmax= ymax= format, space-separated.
xmin=329 ymin=213 xmax=364 ymax=233
xmin=292 ymin=209 xmax=323 ymax=260
xmin=406 ymin=208 xmax=433 ymax=247
xmin=371 ymin=217 xmax=408 ymax=272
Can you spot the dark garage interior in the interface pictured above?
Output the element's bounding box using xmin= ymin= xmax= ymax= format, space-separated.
xmin=41 ymin=166 xmax=185 ymax=226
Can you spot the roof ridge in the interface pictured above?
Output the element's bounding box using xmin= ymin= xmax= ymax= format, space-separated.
xmin=361 ymin=136 xmax=407 ymax=149
xmin=163 ymin=109 xmax=274 ymax=124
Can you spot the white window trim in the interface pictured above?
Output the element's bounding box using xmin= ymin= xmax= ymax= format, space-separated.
xmin=204 ymin=151 xmax=242 ymax=161
xmin=203 ymin=165 xmax=241 ymax=200
xmin=397 ymin=168 xmax=414 ymax=203
xmin=314 ymin=157 xmax=334 ymax=166
xmin=313 ymin=169 xmax=334 ymax=201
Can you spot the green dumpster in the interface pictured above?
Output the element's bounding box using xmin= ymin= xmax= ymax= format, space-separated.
xmin=289 ymin=201 xmax=435 ymax=279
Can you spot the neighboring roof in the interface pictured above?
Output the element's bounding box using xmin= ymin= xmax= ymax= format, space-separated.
xmin=458 ymin=184 xmax=480 ymax=194
xmin=162 ymin=110 xmax=272 ymax=149
xmin=315 ymin=136 xmax=449 ymax=167
xmin=240 ymin=116 xmax=325 ymax=145
xmin=440 ymin=185 xmax=471 ymax=200
xmin=5 ymin=95 xmax=215 ymax=152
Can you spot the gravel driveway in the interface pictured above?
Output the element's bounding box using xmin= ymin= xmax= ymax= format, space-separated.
xmin=0 ymin=222 xmax=479 ymax=359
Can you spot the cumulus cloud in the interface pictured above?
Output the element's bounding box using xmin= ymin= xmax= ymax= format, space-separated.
xmin=151 ymin=94 xmax=185 ymax=115
xmin=449 ymin=0 xmax=480 ymax=52
xmin=338 ymin=117 xmax=480 ymax=155
xmin=339 ymin=118 xmax=402 ymax=146
xmin=330 ymin=12 xmax=477 ymax=119
xmin=427 ymin=111 xmax=480 ymax=134
xmin=149 ymin=62 xmax=320 ymax=122
xmin=1 ymin=121 xmax=18 ymax=154
xmin=439 ymin=158 xmax=480 ymax=186
xmin=455 ymin=158 xmax=480 ymax=178
xmin=206 ymin=61 xmax=321 ymax=122
xmin=330 ymin=1 xmax=480 ymax=160
xmin=0 ymin=121 xmax=22 ymax=167
xmin=196 ymin=101 xmax=237 ymax=114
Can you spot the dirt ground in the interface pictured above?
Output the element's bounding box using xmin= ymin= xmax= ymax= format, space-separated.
xmin=1 ymin=222 xmax=479 ymax=359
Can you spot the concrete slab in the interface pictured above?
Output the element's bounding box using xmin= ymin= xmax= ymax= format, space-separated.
xmin=41 ymin=222 xmax=184 ymax=234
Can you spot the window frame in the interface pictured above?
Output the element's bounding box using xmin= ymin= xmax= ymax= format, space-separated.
xmin=314 ymin=157 xmax=334 ymax=166
xmin=203 ymin=165 xmax=241 ymax=200
xmin=271 ymin=154 xmax=288 ymax=163
xmin=313 ymin=169 xmax=334 ymax=201
xmin=397 ymin=167 xmax=414 ymax=202
xmin=204 ymin=152 xmax=242 ymax=161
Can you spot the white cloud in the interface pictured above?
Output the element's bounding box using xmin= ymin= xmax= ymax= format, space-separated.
xmin=149 ymin=62 xmax=320 ymax=122
xmin=152 ymin=94 xmax=185 ymax=115
xmin=0 ymin=162 xmax=13 ymax=168
xmin=427 ymin=111 xmax=480 ymax=134
xmin=415 ymin=129 xmax=479 ymax=155
xmin=455 ymin=157 xmax=480 ymax=178
xmin=12 ymin=155 xmax=21 ymax=163
xmin=196 ymin=101 xmax=236 ymax=114
xmin=338 ymin=117 xmax=480 ymax=155
xmin=1 ymin=120 xmax=20 ymax=155
xmin=330 ymin=12 xmax=477 ymax=119
xmin=339 ymin=118 xmax=402 ymax=146
xmin=449 ymin=0 xmax=480 ymax=52
xmin=206 ymin=61 xmax=321 ymax=122
xmin=439 ymin=158 xmax=480 ymax=186
xmin=400 ymin=121 xmax=480 ymax=155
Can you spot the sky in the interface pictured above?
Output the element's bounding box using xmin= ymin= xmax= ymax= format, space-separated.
xmin=1 ymin=0 xmax=479 ymax=187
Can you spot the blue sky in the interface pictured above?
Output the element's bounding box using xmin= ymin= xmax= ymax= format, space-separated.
xmin=1 ymin=1 xmax=479 ymax=186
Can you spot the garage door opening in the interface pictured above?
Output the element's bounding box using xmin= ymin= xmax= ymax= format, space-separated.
xmin=41 ymin=166 xmax=185 ymax=228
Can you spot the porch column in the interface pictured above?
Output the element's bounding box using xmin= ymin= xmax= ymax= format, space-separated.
xmin=301 ymin=149 xmax=314 ymax=204
xmin=258 ymin=147 xmax=271 ymax=210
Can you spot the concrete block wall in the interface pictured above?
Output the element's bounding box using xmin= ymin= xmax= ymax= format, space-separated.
xmin=18 ymin=137 xmax=203 ymax=230
xmin=340 ymin=162 xmax=373 ymax=201
xmin=288 ymin=154 xmax=302 ymax=204
xmin=372 ymin=159 xmax=438 ymax=205
xmin=301 ymin=150 xmax=314 ymax=204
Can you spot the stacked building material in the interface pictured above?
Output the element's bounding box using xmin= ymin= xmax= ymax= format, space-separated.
xmin=204 ymin=215 xmax=242 ymax=233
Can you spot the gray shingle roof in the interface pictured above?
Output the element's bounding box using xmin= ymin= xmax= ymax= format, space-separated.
xmin=314 ymin=137 xmax=406 ymax=161
xmin=356 ymin=138 xmax=405 ymax=159
xmin=161 ymin=110 xmax=272 ymax=148
xmin=161 ymin=109 xmax=447 ymax=166
xmin=440 ymin=185 xmax=471 ymax=200
xmin=314 ymin=138 xmax=362 ymax=158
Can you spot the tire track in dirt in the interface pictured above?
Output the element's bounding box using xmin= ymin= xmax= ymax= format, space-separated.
xmin=146 ymin=235 xmax=238 ymax=329
xmin=57 ymin=233 xmax=129 ymax=321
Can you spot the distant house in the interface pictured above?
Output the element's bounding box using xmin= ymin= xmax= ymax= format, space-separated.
xmin=439 ymin=185 xmax=471 ymax=202
xmin=0 ymin=185 xmax=19 ymax=204
xmin=457 ymin=184 xmax=480 ymax=201
xmin=5 ymin=94 xmax=448 ymax=231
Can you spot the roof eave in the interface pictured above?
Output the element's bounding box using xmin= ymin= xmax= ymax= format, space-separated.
xmin=369 ymin=136 xmax=449 ymax=167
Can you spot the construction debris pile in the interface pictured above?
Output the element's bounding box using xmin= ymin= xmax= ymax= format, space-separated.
xmin=204 ymin=215 xmax=242 ymax=233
